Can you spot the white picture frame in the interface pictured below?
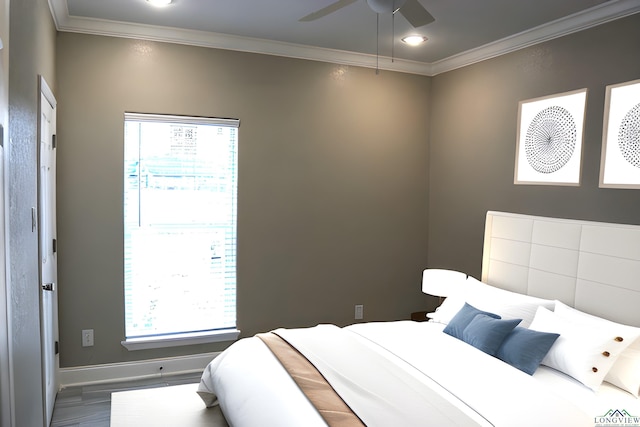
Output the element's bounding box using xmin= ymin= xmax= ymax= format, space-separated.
xmin=599 ymin=79 xmax=640 ymax=189
xmin=514 ymin=88 xmax=587 ymax=186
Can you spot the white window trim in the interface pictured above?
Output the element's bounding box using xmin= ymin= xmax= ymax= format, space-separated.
xmin=123 ymin=112 xmax=240 ymax=349
xmin=121 ymin=329 xmax=241 ymax=351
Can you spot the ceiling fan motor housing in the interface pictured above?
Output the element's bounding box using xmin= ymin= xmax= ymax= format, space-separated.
xmin=367 ymin=0 xmax=407 ymax=14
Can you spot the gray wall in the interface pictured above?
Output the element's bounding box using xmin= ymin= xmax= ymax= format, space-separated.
xmin=55 ymin=12 xmax=640 ymax=370
xmin=7 ymin=0 xmax=57 ymax=425
xmin=55 ymin=33 xmax=433 ymax=367
xmin=428 ymin=13 xmax=640 ymax=279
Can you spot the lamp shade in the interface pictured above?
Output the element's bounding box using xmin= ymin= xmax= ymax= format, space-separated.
xmin=421 ymin=269 xmax=467 ymax=297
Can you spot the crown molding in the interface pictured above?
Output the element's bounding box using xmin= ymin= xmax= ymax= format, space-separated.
xmin=49 ymin=0 xmax=433 ymax=75
xmin=49 ymin=0 xmax=639 ymax=77
xmin=430 ymin=0 xmax=640 ymax=75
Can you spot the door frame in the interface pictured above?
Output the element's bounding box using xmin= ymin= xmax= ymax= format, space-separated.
xmin=0 ymin=2 xmax=11 ymax=425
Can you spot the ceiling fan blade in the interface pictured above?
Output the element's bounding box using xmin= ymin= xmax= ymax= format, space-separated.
xmin=398 ymin=0 xmax=435 ymax=27
xmin=299 ymin=0 xmax=360 ymax=22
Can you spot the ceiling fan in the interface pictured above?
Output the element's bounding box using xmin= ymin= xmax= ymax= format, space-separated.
xmin=300 ymin=0 xmax=435 ymax=28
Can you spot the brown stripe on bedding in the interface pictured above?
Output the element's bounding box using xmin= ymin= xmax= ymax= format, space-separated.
xmin=257 ymin=332 xmax=365 ymax=427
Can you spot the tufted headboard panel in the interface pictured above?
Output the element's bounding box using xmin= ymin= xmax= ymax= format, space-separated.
xmin=481 ymin=211 xmax=640 ymax=327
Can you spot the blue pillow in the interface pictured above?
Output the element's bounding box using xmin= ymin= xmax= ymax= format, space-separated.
xmin=443 ymin=302 xmax=501 ymax=340
xmin=496 ymin=327 xmax=560 ymax=375
xmin=462 ymin=314 xmax=521 ymax=355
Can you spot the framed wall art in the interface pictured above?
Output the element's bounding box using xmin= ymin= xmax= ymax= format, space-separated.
xmin=599 ymin=78 xmax=640 ymax=189
xmin=514 ymin=88 xmax=587 ymax=186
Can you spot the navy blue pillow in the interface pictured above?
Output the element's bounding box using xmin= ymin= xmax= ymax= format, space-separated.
xmin=461 ymin=314 xmax=521 ymax=356
xmin=496 ymin=327 xmax=560 ymax=375
xmin=443 ymin=302 xmax=501 ymax=340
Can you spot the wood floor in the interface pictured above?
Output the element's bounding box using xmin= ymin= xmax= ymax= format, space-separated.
xmin=51 ymin=372 xmax=228 ymax=427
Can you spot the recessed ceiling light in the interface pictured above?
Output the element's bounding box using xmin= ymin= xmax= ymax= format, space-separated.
xmin=146 ymin=0 xmax=172 ymax=6
xmin=401 ymin=35 xmax=428 ymax=46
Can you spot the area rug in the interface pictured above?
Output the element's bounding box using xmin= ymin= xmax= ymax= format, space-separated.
xmin=110 ymin=383 xmax=228 ymax=426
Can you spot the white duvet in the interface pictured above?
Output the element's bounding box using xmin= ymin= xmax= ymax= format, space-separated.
xmin=198 ymin=321 xmax=639 ymax=426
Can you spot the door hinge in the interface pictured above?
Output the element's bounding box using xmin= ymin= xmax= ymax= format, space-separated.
xmin=53 ymin=238 xmax=57 ymax=254
xmin=52 ymin=134 xmax=57 ymax=149
xmin=31 ymin=207 xmax=37 ymax=232
xmin=55 ymin=341 xmax=59 ymax=355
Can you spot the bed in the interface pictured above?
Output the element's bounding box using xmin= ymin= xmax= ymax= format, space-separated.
xmin=197 ymin=211 xmax=640 ymax=426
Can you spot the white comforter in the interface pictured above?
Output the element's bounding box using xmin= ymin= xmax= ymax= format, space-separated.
xmin=198 ymin=321 xmax=636 ymax=426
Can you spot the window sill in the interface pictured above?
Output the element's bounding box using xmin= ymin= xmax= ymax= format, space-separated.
xmin=121 ymin=329 xmax=240 ymax=351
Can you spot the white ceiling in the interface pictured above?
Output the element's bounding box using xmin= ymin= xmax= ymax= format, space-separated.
xmin=48 ymin=0 xmax=640 ymax=75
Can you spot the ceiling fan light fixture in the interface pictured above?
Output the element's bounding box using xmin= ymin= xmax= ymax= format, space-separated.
xmin=401 ymin=35 xmax=428 ymax=46
xmin=146 ymin=0 xmax=172 ymax=7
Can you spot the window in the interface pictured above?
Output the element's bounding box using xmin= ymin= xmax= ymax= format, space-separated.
xmin=122 ymin=113 xmax=239 ymax=350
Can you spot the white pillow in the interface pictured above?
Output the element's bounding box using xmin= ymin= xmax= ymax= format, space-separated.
xmin=428 ymin=277 xmax=555 ymax=328
xmin=553 ymin=301 xmax=640 ymax=396
xmin=529 ymin=306 xmax=639 ymax=391
xmin=427 ymin=296 xmax=465 ymax=324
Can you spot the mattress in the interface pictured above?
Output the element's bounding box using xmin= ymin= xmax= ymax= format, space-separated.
xmin=197 ymin=320 xmax=639 ymax=426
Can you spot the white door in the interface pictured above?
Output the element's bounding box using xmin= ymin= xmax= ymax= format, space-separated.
xmin=39 ymin=77 xmax=58 ymax=427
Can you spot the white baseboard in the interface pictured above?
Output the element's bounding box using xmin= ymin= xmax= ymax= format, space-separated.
xmin=58 ymin=351 xmax=220 ymax=389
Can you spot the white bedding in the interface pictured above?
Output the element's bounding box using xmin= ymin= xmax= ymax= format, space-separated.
xmin=198 ymin=321 xmax=639 ymax=426
xmin=274 ymin=324 xmax=488 ymax=427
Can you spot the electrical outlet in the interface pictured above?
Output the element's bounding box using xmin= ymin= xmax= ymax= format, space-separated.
xmin=82 ymin=329 xmax=94 ymax=347
xmin=355 ymin=304 xmax=364 ymax=320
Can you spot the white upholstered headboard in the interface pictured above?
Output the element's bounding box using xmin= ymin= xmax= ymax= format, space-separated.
xmin=481 ymin=211 xmax=640 ymax=328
